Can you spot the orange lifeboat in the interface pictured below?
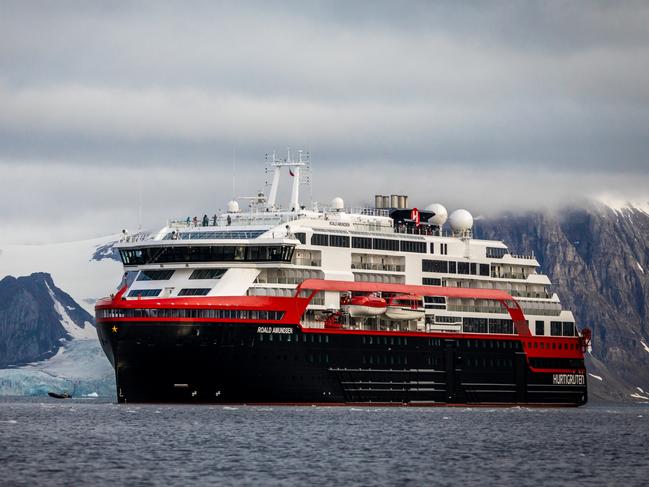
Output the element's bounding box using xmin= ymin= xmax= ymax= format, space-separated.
xmin=385 ymin=294 xmax=425 ymax=321
xmin=343 ymin=295 xmax=387 ymax=317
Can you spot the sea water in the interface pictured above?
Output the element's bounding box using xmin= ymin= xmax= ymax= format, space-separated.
xmin=0 ymin=397 xmax=648 ymax=486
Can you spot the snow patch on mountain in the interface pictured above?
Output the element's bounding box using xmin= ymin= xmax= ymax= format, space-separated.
xmin=597 ymin=195 xmax=649 ymax=214
xmin=630 ymin=392 xmax=649 ymax=401
xmin=45 ymin=281 xmax=97 ymax=340
xmin=0 ymin=235 xmax=123 ymax=314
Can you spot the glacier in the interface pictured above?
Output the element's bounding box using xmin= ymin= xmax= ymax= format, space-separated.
xmin=0 ymin=236 xmax=122 ymax=398
xmin=0 ymin=338 xmax=116 ymax=398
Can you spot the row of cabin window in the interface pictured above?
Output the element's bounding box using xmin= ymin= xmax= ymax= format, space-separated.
xmin=120 ymin=245 xmax=294 ymax=265
xmin=465 ymin=357 xmax=514 ymax=369
xmin=137 ymin=269 xmax=227 ymax=281
xmin=127 ymin=288 xmax=211 ymax=297
xmin=462 ymin=317 xmax=516 ymax=334
xmin=306 ymin=353 xmax=330 ymax=364
xmin=362 ymin=335 xmax=408 ymax=346
xmin=362 ymin=354 xmax=408 ymax=366
xmin=525 ymin=341 xmax=580 ymax=352
xmin=549 ymin=321 xmax=576 ymax=336
xmin=422 ymin=277 xmax=442 ymax=286
xmin=96 ymin=308 xmax=284 ymax=320
xmin=299 ymin=234 xmax=506 ymax=261
xmin=486 ymin=247 xmax=508 ymax=259
xmin=424 ymin=355 xmax=445 ymax=367
xmin=422 ymin=259 xmax=491 ymax=276
xmin=259 ymin=334 xmax=330 ymax=344
xmin=533 ymin=321 xmax=576 ymax=336
xmin=461 ymin=339 xmax=521 ymax=350
xmin=306 ymin=233 xmax=427 ymax=253
xmin=463 ymin=318 xmax=576 ymax=337
xmin=529 ymin=357 xmax=584 ymax=369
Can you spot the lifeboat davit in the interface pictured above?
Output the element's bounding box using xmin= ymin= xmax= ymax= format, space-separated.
xmin=385 ymin=295 xmax=425 ymax=321
xmin=344 ymin=295 xmax=387 ymax=317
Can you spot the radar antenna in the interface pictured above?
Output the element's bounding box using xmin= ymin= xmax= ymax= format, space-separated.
xmin=264 ymin=147 xmax=308 ymax=211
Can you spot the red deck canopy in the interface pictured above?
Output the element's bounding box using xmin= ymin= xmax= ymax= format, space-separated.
xmin=295 ymin=279 xmax=531 ymax=336
xmin=296 ymin=279 xmax=514 ymax=301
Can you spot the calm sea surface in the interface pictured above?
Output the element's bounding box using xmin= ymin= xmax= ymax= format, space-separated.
xmin=0 ymin=397 xmax=648 ymax=486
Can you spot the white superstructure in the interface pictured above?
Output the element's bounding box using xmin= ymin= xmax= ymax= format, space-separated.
xmin=116 ymin=150 xmax=576 ymax=339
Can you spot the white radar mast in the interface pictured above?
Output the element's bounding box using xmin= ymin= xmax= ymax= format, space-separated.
xmin=265 ymin=148 xmax=309 ymax=211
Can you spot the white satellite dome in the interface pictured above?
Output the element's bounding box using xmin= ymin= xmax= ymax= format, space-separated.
xmin=449 ymin=209 xmax=473 ymax=233
xmin=227 ymin=200 xmax=240 ymax=213
xmin=331 ymin=197 xmax=344 ymax=210
xmin=425 ymin=203 xmax=448 ymax=226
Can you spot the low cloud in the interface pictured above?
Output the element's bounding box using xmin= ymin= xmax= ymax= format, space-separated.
xmin=1 ymin=1 xmax=648 ymax=242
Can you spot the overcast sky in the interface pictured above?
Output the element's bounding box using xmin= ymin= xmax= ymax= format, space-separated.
xmin=1 ymin=1 xmax=648 ymax=243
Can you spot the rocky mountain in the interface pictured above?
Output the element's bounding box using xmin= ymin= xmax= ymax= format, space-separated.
xmin=0 ymin=272 xmax=115 ymax=397
xmin=0 ymin=235 xmax=123 ymax=315
xmin=0 ymin=273 xmax=96 ymax=368
xmin=475 ymin=201 xmax=649 ymax=401
xmin=91 ymin=240 xmax=121 ymax=262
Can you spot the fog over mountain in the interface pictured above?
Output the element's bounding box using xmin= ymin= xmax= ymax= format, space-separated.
xmin=1 ymin=1 xmax=649 ymax=243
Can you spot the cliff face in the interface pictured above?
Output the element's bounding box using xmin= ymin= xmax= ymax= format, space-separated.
xmin=0 ymin=273 xmax=95 ymax=367
xmin=475 ymin=202 xmax=649 ymax=401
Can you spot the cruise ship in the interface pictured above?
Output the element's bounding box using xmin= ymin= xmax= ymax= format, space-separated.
xmin=96 ymin=150 xmax=590 ymax=406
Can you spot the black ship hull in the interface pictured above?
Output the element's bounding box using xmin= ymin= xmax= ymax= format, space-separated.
xmin=97 ymin=321 xmax=587 ymax=406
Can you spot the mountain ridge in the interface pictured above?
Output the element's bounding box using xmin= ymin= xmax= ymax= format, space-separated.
xmin=0 ymin=272 xmax=96 ymax=368
xmin=475 ymin=200 xmax=649 ymax=401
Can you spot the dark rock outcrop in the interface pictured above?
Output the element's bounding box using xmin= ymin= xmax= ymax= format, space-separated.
xmin=0 ymin=273 xmax=94 ymax=367
xmin=91 ymin=241 xmax=120 ymax=262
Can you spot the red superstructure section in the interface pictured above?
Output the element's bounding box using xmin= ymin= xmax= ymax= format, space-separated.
xmin=296 ymin=279 xmax=531 ymax=337
xmin=96 ymin=279 xmax=587 ymax=373
xmin=95 ymin=285 xmax=310 ymax=325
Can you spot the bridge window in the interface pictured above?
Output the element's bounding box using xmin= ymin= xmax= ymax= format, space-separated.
xmin=119 ymin=245 xmax=294 ymax=265
xmin=535 ymin=320 xmax=545 ymax=336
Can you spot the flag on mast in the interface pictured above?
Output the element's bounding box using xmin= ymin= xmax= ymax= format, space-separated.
xmin=289 ymin=168 xmax=295 ymax=177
